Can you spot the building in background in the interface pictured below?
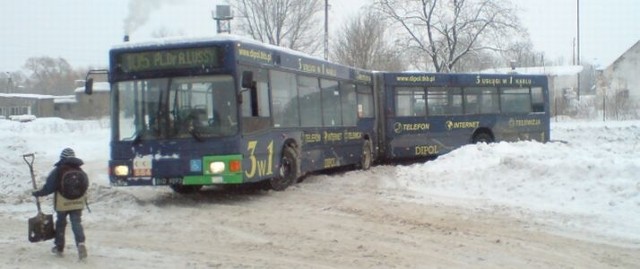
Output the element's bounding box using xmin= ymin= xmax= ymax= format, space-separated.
xmin=597 ymin=40 xmax=640 ymax=119
xmin=0 ymin=82 xmax=109 ymax=121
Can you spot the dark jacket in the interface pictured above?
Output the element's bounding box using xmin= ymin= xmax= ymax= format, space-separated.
xmin=33 ymin=157 xmax=84 ymax=197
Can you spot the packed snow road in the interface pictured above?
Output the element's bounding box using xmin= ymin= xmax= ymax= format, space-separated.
xmin=1 ymin=118 xmax=639 ymax=268
xmin=3 ymin=173 xmax=639 ymax=268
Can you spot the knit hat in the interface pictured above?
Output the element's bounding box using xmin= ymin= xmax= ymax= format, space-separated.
xmin=60 ymin=148 xmax=75 ymax=159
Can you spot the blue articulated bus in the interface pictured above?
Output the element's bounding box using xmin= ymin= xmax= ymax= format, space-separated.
xmin=86 ymin=36 xmax=376 ymax=193
xmin=85 ymin=36 xmax=550 ymax=193
xmin=374 ymin=72 xmax=550 ymax=160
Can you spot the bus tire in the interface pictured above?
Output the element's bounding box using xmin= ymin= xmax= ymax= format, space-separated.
xmin=472 ymin=132 xmax=494 ymax=144
xmin=170 ymin=184 xmax=203 ymax=194
xmin=270 ymin=146 xmax=298 ymax=191
xmin=360 ymin=140 xmax=373 ymax=170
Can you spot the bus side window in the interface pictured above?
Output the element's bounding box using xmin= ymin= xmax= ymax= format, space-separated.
xmin=395 ymin=87 xmax=425 ymax=117
xmin=500 ymin=88 xmax=532 ymax=113
xmin=463 ymin=88 xmax=481 ymax=115
xmin=240 ymin=67 xmax=271 ymax=133
xmin=531 ymin=87 xmax=545 ymax=112
xmin=449 ymin=87 xmax=463 ymax=115
xmin=341 ymin=83 xmax=357 ymax=126
xmin=480 ymin=88 xmax=499 ymax=114
xmin=321 ymin=79 xmax=342 ymax=126
xmin=427 ymin=88 xmax=447 ymax=116
xmin=356 ymin=85 xmax=374 ymax=118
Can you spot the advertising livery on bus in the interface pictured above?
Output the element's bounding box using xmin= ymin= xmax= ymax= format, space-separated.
xmin=85 ymin=36 xmax=549 ymax=193
xmin=376 ymin=72 xmax=550 ymax=160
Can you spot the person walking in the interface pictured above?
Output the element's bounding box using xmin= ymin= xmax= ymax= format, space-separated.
xmin=32 ymin=148 xmax=89 ymax=260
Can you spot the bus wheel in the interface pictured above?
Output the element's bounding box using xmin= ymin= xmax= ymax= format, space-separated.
xmin=473 ymin=132 xmax=494 ymax=144
xmin=270 ymin=146 xmax=298 ymax=191
xmin=360 ymin=140 xmax=373 ymax=170
xmin=170 ymin=184 xmax=203 ymax=194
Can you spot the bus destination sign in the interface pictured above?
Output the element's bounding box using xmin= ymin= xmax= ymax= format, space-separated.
xmin=117 ymin=47 xmax=220 ymax=73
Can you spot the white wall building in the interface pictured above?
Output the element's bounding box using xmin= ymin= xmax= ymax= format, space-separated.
xmin=600 ymin=40 xmax=640 ymax=103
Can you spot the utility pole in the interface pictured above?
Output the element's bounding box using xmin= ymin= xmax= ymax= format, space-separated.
xmin=324 ymin=0 xmax=329 ymax=60
xmin=5 ymin=72 xmax=11 ymax=94
xmin=576 ymin=0 xmax=581 ymax=100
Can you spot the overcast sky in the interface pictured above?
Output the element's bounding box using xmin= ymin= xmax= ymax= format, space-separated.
xmin=1 ymin=0 xmax=638 ymax=72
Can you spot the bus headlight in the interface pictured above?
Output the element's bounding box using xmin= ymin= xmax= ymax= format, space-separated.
xmin=209 ymin=162 xmax=225 ymax=174
xmin=114 ymin=165 xmax=130 ymax=176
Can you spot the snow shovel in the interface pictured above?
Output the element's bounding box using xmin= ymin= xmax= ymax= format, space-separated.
xmin=23 ymin=153 xmax=55 ymax=243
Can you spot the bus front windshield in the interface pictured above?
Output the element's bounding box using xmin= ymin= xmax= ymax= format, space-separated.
xmin=116 ymin=75 xmax=237 ymax=141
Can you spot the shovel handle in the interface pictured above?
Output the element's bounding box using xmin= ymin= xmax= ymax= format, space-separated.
xmin=22 ymin=153 xmax=42 ymax=213
xmin=23 ymin=153 xmax=37 ymax=189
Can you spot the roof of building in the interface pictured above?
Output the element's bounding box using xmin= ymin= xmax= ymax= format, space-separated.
xmin=0 ymin=93 xmax=81 ymax=103
xmin=53 ymin=95 xmax=77 ymax=104
xmin=0 ymin=93 xmax=56 ymax=99
xmin=606 ymin=40 xmax=640 ymax=70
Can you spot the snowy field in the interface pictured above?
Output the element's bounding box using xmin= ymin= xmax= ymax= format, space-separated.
xmin=388 ymin=119 xmax=640 ymax=243
xmin=0 ymin=117 xmax=638 ymax=267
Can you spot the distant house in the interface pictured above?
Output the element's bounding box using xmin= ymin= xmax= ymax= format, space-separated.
xmin=599 ymin=40 xmax=640 ymax=105
xmin=74 ymin=82 xmax=110 ymax=119
xmin=0 ymin=82 xmax=110 ymax=120
xmin=55 ymin=82 xmax=110 ymax=119
xmin=0 ymin=93 xmax=55 ymax=119
xmin=482 ymin=65 xmax=584 ymax=116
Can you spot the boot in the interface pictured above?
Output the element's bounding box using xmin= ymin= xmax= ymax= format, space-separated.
xmin=51 ymin=245 xmax=63 ymax=257
xmin=77 ymin=242 xmax=87 ymax=260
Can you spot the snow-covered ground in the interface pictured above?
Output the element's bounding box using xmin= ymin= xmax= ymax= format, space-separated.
xmin=388 ymin=119 xmax=640 ymax=243
xmin=0 ymin=117 xmax=638 ymax=267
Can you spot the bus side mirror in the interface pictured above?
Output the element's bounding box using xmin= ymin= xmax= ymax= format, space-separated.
xmin=85 ymin=78 xmax=94 ymax=95
xmin=84 ymin=69 xmax=108 ymax=95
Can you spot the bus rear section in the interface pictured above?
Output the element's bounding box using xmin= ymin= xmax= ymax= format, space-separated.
xmin=377 ymin=72 xmax=550 ymax=160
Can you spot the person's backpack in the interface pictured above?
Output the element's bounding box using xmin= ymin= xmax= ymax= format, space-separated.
xmin=59 ymin=167 xmax=89 ymax=200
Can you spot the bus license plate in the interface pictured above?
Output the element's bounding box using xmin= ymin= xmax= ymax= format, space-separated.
xmin=211 ymin=176 xmax=223 ymax=183
xmin=154 ymin=178 xmax=182 ymax=185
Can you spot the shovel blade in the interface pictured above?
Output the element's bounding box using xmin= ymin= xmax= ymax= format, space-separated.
xmin=28 ymin=212 xmax=55 ymax=243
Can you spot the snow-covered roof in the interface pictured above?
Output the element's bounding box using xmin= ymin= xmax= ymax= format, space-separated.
xmin=481 ymin=65 xmax=584 ymax=76
xmin=73 ymin=81 xmax=110 ymax=93
xmin=606 ymin=40 xmax=640 ymax=69
xmin=53 ymin=95 xmax=77 ymax=104
xmin=0 ymin=93 xmax=56 ymax=99
xmin=112 ymin=34 xmax=326 ymax=63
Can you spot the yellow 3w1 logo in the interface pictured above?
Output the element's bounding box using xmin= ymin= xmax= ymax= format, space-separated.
xmin=245 ymin=140 xmax=274 ymax=178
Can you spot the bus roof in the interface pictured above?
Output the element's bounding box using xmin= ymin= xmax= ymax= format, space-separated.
xmin=110 ymin=34 xmax=372 ymax=82
xmin=112 ymin=34 xmax=310 ymax=58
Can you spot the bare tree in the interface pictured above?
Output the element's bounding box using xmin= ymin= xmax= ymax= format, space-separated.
xmin=452 ymin=50 xmax=499 ymax=71
xmin=500 ymin=39 xmax=549 ymax=68
xmin=233 ymin=0 xmax=323 ymax=55
xmin=332 ymin=6 xmax=405 ymax=71
xmin=23 ymin=57 xmax=80 ymax=95
xmin=375 ymin=0 xmax=522 ymax=72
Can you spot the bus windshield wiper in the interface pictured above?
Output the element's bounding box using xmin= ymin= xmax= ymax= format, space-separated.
xmin=189 ymin=127 xmax=204 ymax=142
xmin=132 ymin=129 xmax=145 ymax=145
